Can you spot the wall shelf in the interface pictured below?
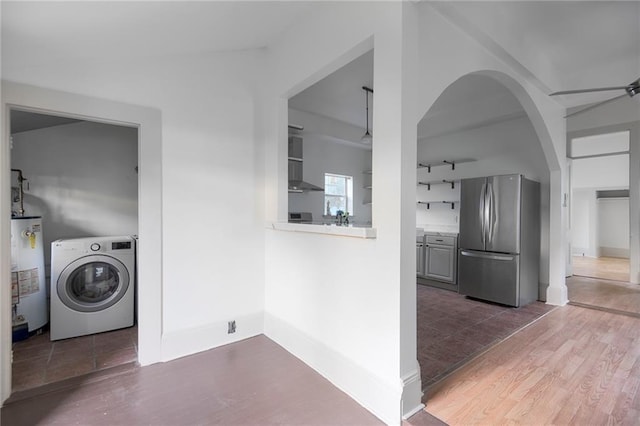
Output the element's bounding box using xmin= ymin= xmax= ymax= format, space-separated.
xmin=417 ymin=159 xmax=475 ymax=173
xmin=418 ymin=179 xmax=457 ymax=190
xmin=417 ymin=201 xmax=458 ymax=209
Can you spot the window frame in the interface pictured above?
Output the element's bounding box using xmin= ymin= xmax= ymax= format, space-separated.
xmin=324 ymin=172 xmax=354 ymax=216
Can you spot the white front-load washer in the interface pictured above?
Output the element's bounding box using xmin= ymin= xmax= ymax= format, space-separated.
xmin=50 ymin=236 xmax=135 ymax=341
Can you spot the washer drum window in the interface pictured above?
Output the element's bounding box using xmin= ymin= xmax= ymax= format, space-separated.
xmin=57 ymin=255 xmax=130 ymax=313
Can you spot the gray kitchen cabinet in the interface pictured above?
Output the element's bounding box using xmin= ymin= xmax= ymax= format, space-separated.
xmin=424 ymin=235 xmax=457 ymax=284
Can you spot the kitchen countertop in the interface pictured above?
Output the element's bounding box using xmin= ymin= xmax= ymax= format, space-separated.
xmin=417 ymin=225 xmax=459 ymax=237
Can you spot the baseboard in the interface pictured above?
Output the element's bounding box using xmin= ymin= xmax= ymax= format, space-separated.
xmin=400 ymin=367 xmax=424 ymax=419
xmin=264 ymin=312 xmax=406 ymax=426
xmin=598 ymin=247 xmax=630 ymax=258
xmin=545 ymin=284 xmax=568 ymax=306
xmin=161 ymin=312 xmax=264 ymax=362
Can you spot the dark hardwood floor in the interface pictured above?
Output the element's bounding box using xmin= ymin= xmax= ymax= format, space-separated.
xmin=2 ymin=335 xmax=385 ymax=425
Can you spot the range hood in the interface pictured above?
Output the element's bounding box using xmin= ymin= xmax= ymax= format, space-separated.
xmin=288 ymin=133 xmax=324 ymax=193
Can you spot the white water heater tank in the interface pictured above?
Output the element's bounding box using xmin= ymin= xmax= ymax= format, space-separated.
xmin=11 ymin=216 xmax=48 ymax=332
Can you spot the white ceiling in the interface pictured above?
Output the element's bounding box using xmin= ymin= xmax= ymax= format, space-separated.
xmin=437 ymin=1 xmax=640 ymax=108
xmin=3 ymin=1 xmax=638 ymax=134
xmin=1 ymin=2 xmax=313 ymax=63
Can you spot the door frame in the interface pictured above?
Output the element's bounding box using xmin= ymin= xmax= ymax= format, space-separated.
xmin=566 ymin=121 xmax=640 ymax=284
xmin=1 ymin=82 xmax=163 ymax=403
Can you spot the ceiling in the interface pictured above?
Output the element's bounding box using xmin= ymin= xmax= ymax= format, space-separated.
xmin=1 ymin=2 xmax=312 ymax=62
xmin=3 ymin=1 xmax=638 ymax=136
xmin=436 ymin=1 xmax=640 ymax=109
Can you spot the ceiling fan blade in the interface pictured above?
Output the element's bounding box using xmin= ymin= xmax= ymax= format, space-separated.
xmin=564 ymin=94 xmax=628 ymax=118
xmin=550 ymin=86 xmax=629 ymax=96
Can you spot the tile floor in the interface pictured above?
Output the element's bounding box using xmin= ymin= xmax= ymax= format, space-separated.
xmin=417 ymin=282 xmax=556 ymax=390
xmin=11 ymin=325 xmax=137 ymax=393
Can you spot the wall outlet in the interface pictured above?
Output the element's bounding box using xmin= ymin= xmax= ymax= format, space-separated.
xmin=228 ymin=320 xmax=236 ymax=334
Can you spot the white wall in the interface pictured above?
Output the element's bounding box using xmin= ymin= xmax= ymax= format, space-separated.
xmin=2 ymin=48 xmax=267 ymax=363
xmin=571 ymin=189 xmax=595 ymax=256
xmin=598 ymin=198 xmax=629 ymax=257
xmin=572 ymin=154 xmax=628 ymax=189
xmin=11 ymin=121 xmax=138 ymax=278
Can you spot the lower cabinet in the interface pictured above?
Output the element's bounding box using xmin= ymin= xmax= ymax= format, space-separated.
xmin=425 ymin=244 xmax=455 ymax=283
xmin=423 ymin=234 xmax=457 ymax=285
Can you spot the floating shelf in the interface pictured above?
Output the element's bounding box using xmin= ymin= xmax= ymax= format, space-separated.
xmin=417 ymin=159 xmax=475 ymax=173
xmin=417 ymin=201 xmax=458 ymax=209
xmin=418 ymin=179 xmax=458 ymax=190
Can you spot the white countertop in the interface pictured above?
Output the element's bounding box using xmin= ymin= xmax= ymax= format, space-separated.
xmin=271 ymin=222 xmax=377 ymax=239
xmin=417 ymin=225 xmax=459 ymax=237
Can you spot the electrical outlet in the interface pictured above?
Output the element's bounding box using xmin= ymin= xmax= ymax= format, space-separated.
xmin=228 ymin=320 xmax=236 ymax=334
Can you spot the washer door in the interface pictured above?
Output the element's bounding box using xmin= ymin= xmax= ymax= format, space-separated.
xmin=57 ymin=255 xmax=130 ymax=313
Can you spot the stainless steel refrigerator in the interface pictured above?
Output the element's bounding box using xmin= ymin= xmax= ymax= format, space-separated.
xmin=458 ymin=174 xmax=540 ymax=307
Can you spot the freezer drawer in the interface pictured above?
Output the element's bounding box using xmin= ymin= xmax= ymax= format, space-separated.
xmin=458 ymin=249 xmax=520 ymax=307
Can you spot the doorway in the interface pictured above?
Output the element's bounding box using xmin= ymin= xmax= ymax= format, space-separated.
xmin=567 ymin=129 xmax=640 ymax=316
xmin=9 ymin=109 xmax=139 ymax=393
xmin=1 ymin=82 xmax=163 ymax=405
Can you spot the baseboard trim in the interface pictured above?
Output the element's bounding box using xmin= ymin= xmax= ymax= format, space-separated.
xmin=546 ymin=284 xmax=568 ymax=306
xmin=161 ymin=312 xmax=264 ymax=362
xmin=401 ymin=367 xmax=424 ymax=419
xmin=598 ymin=247 xmax=630 ymax=258
xmin=264 ymin=312 xmax=404 ymax=426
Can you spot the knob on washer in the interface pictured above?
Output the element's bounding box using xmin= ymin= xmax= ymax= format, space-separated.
xmin=90 ymin=243 xmax=101 ymax=251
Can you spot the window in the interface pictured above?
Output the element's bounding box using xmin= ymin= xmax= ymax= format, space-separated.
xmin=324 ymin=173 xmax=353 ymax=216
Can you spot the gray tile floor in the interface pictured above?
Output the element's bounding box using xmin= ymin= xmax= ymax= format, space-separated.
xmin=417 ymin=282 xmax=555 ymax=389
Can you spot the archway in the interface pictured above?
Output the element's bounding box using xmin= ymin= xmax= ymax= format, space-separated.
xmin=414 ymin=71 xmax=563 ymax=396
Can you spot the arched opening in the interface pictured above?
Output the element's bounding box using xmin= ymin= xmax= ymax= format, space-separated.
xmin=414 ymin=72 xmax=558 ymax=396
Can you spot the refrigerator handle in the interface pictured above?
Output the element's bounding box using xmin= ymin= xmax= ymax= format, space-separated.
xmin=460 ymin=250 xmax=514 ymax=262
xmin=487 ymin=183 xmax=494 ymax=243
xmin=479 ymin=182 xmax=486 ymax=245
xmin=483 ymin=182 xmax=491 ymax=245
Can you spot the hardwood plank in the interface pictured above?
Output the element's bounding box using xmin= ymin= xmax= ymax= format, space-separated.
xmin=567 ymin=275 xmax=640 ymax=316
xmin=572 ymin=255 xmax=629 ymax=282
xmin=425 ymin=305 xmax=640 ymax=425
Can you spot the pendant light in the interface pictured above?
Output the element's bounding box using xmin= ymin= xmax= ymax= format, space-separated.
xmin=361 ymin=86 xmax=373 ymax=143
